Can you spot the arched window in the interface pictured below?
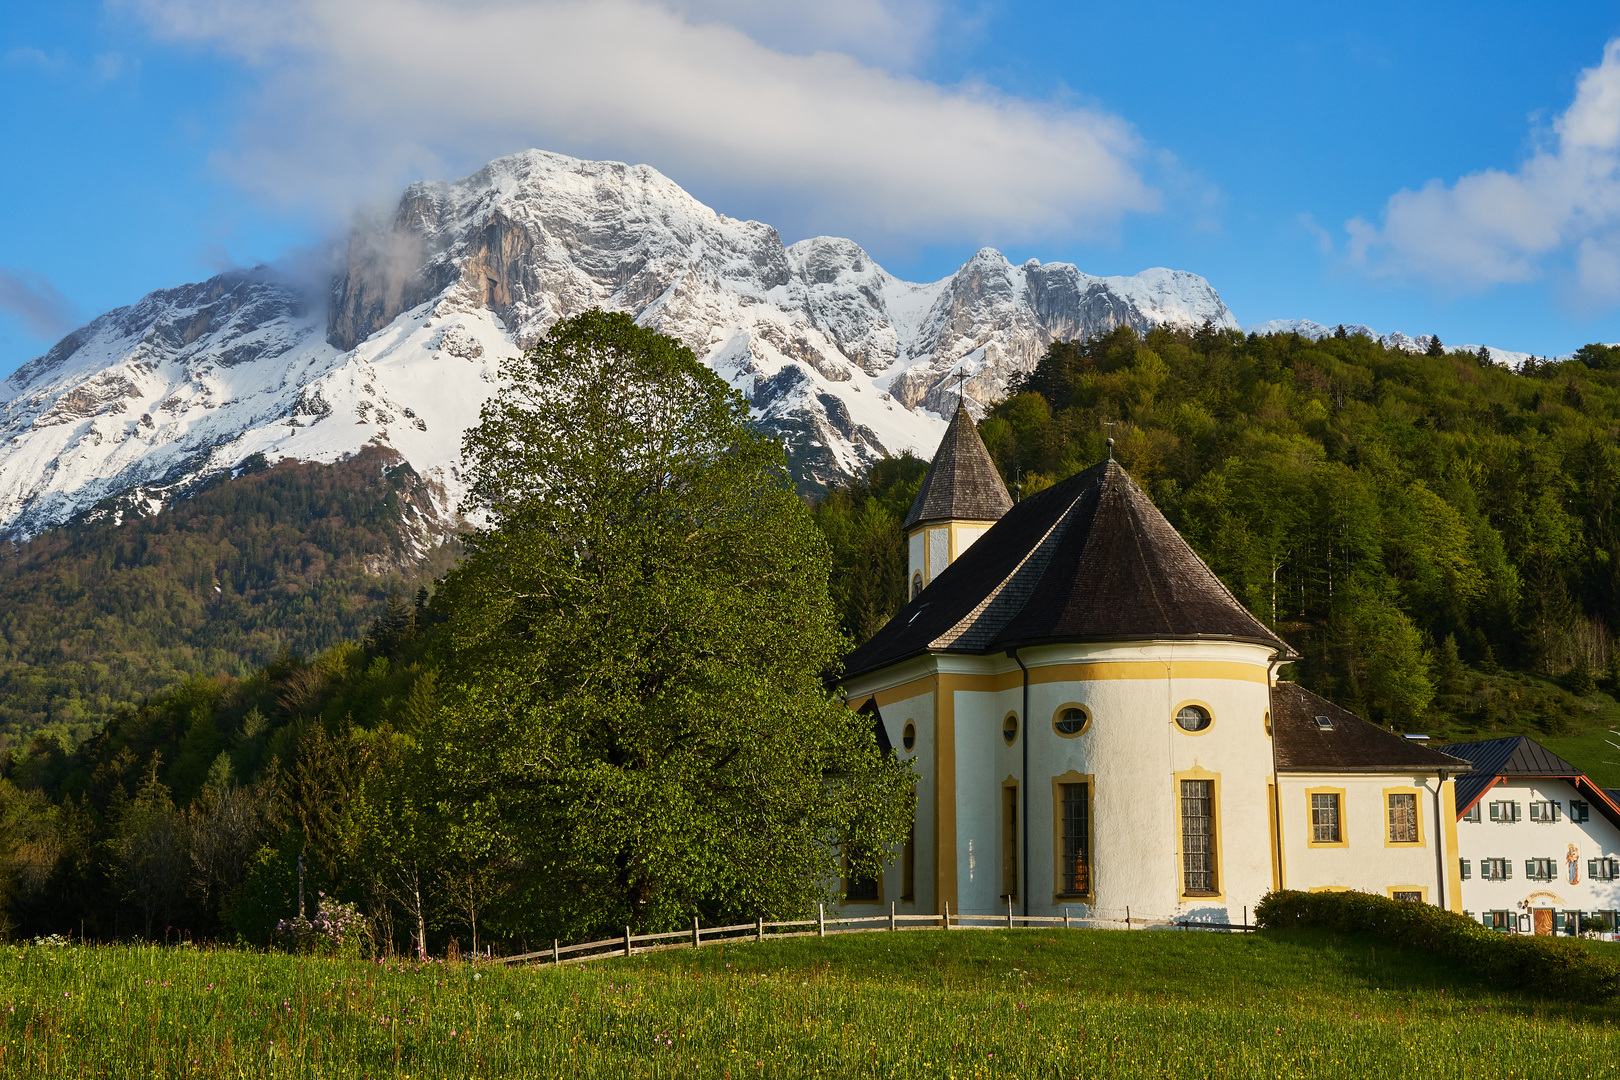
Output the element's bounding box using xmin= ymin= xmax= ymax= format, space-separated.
xmin=911 ymin=571 xmax=924 ymax=599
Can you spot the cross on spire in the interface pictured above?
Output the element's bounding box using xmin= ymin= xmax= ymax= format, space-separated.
xmin=951 ymin=367 xmax=969 ymax=408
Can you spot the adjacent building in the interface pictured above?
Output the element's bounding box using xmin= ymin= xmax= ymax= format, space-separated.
xmin=1440 ymin=735 xmax=1620 ymax=935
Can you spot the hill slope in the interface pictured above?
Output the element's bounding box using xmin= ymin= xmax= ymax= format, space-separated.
xmin=0 ymin=447 xmax=454 ymax=751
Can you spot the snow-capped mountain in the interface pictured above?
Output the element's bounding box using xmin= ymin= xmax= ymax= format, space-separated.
xmin=0 ymin=150 xmax=1237 ymax=541
xmin=1240 ymin=319 xmax=1540 ymax=370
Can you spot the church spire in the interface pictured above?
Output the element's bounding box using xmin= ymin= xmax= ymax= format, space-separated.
xmin=903 ymin=402 xmax=1013 ymax=598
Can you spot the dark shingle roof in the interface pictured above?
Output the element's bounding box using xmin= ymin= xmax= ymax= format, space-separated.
xmin=846 ymin=459 xmax=1292 ymax=678
xmin=902 ymin=404 xmax=1013 ymax=529
xmin=1272 ymin=682 xmax=1473 ymax=773
xmin=1438 ymin=736 xmax=1591 ymax=816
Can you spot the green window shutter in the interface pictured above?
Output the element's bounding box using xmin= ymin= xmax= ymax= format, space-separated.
xmin=1590 ymin=859 xmax=1598 ymax=878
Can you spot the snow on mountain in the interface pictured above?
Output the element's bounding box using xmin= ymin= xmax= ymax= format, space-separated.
xmin=1241 ymin=318 xmax=1541 ymax=370
xmin=1 ymin=150 xmax=1238 ymax=541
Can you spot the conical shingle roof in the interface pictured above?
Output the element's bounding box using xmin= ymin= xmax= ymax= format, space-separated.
xmin=902 ymin=404 xmax=1013 ymax=530
xmin=847 ymin=458 xmax=1292 ymax=678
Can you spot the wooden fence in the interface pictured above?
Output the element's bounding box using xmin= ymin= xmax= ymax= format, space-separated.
xmin=501 ymin=900 xmax=1256 ymax=967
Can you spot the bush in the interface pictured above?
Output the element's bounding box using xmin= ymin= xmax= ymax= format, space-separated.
xmin=273 ymin=894 xmax=369 ymax=957
xmin=1254 ymin=889 xmax=1620 ymax=1000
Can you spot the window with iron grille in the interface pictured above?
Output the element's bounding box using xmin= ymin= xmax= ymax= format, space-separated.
xmin=1460 ymin=858 xmax=1471 ymax=880
xmin=1489 ymin=801 xmax=1520 ymax=823
xmin=844 ymin=847 xmax=879 ymax=902
xmin=1392 ymin=890 xmax=1422 ymax=903
xmin=1388 ymin=793 xmax=1419 ymax=843
xmin=1570 ymin=800 xmax=1591 ymax=823
xmin=1059 ymin=782 xmax=1090 ymax=896
xmin=1529 ymin=800 xmax=1561 ymax=822
xmin=1590 ymin=857 xmax=1620 ymax=882
xmin=1482 ymin=857 xmax=1511 ymax=881
xmin=1310 ymin=793 xmax=1341 ymax=843
xmin=1180 ymin=779 xmax=1217 ymax=895
xmin=1462 ymin=802 xmax=1481 ymax=823
xmin=1526 ymin=857 xmax=1557 ymax=881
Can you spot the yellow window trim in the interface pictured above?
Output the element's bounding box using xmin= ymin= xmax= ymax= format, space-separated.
xmin=1304 ymin=786 xmax=1350 ymax=848
xmin=1051 ymin=770 xmax=1096 ymax=904
xmin=1051 ymin=701 xmax=1092 ymax=738
xmin=1386 ymin=885 xmax=1431 ymax=904
xmin=1382 ymin=786 xmax=1426 ymax=847
xmin=1001 ymin=774 xmax=1020 ymax=903
xmin=1174 ymin=766 xmax=1224 ymax=901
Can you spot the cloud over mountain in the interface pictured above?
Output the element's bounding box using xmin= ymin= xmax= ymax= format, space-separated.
xmin=132 ymin=0 xmax=1159 ymax=245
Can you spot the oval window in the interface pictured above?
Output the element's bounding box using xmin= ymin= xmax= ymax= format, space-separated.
xmin=902 ymin=722 xmax=916 ymax=751
xmin=911 ymin=571 xmax=924 ymax=599
xmin=1175 ymin=704 xmax=1212 ymax=732
xmin=1054 ymin=707 xmax=1088 ymax=736
xmin=1002 ymin=713 xmax=1019 ymax=745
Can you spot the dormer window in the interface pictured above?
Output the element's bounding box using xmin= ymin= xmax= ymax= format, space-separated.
xmin=1314 ymin=715 xmax=1334 ymax=730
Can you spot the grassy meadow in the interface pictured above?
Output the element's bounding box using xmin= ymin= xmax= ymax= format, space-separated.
xmin=3 ymin=927 xmax=1616 ymax=1079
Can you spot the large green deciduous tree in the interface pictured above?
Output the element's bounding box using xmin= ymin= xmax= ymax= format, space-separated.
xmin=432 ymin=310 xmax=912 ymax=939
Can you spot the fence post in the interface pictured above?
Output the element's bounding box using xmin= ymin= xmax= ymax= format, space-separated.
xmin=552 ymin=938 xmax=559 ymax=965
xmin=1126 ymin=906 xmax=1130 ymax=930
xmin=693 ymin=916 xmax=700 ymax=949
xmin=1007 ymin=895 xmax=1014 ymax=929
xmin=944 ymin=901 xmax=951 ymax=930
xmin=624 ymin=926 xmax=632 ymax=957
xmin=818 ymin=903 xmax=825 ymax=938
xmin=890 ymin=901 xmax=896 ymax=932
xmin=756 ymin=916 xmax=764 ymax=944
xmin=1243 ymin=906 xmax=1248 ymax=930
xmin=1063 ymin=907 xmax=1070 ymax=930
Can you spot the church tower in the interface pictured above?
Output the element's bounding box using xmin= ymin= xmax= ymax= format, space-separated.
xmin=903 ymin=404 xmax=1013 ymax=599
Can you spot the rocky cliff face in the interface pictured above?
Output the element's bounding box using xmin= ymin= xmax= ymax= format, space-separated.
xmin=0 ymin=149 xmax=1238 ymax=541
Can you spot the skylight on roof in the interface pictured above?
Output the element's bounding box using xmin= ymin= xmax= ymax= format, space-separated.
xmin=1314 ymin=715 xmax=1334 ymax=730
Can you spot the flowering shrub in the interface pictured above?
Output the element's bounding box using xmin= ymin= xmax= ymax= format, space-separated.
xmin=1254 ymin=889 xmax=1620 ymax=1000
xmin=30 ymin=934 xmax=72 ymax=948
xmin=274 ymin=894 xmax=369 ymax=956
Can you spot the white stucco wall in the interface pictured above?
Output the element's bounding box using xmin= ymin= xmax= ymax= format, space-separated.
xmin=1278 ymin=773 xmax=1452 ymax=906
xmin=908 ymin=531 xmax=925 ymax=593
xmin=927 ymin=527 xmax=949 ymax=586
xmin=1455 ymin=778 xmax=1620 ymax=926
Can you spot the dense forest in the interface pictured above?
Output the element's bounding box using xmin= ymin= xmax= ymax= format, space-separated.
xmin=0 ymin=447 xmax=457 ymax=752
xmin=814 ymin=327 xmax=1620 ymax=759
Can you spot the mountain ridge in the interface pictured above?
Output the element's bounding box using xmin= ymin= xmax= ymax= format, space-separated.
xmin=0 ymin=149 xmax=1230 ymax=540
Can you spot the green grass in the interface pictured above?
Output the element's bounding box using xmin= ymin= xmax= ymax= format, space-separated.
xmin=4 ymin=929 xmax=1617 ymax=1078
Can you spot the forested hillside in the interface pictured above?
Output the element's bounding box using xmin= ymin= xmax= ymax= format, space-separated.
xmin=0 ymin=448 xmax=457 ymax=753
xmin=815 ymin=328 xmax=1620 ymax=766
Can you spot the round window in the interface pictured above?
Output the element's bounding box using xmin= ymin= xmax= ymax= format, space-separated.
xmin=1054 ymin=707 xmax=1088 ymax=736
xmin=1002 ymin=713 xmax=1019 ymax=744
xmin=1175 ymin=704 xmax=1212 ymax=732
xmin=902 ymin=722 xmax=916 ymax=751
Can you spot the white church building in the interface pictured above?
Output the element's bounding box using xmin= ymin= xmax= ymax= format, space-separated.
xmin=840 ymin=405 xmax=1473 ymax=925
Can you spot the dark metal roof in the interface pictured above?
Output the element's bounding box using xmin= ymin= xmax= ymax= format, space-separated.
xmin=846 ymin=458 xmax=1292 ymax=679
xmin=1271 ymin=682 xmax=1473 ymax=773
xmin=902 ymin=404 xmax=1013 ymax=530
xmin=1438 ymin=736 xmax=1587 ymax=814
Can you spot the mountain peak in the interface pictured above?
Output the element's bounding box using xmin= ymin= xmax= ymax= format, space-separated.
xmin=1 ymin=149 xmax=1240 ymax=541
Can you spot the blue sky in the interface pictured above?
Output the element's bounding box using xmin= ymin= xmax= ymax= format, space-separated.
xmin=4 ymin=1 xmax=1620 ymax=377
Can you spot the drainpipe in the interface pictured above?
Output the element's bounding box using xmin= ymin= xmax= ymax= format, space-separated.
xmin=1433 ymin=769 xmax=1449 ymax=911
xmin=1010 ymin=649 xmax=1030 ymax=918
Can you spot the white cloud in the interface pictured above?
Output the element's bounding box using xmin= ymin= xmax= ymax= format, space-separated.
xmin=129 ymin=0 xmax=1158 ymax=245
xmin=1348 ymin=38 xmax=1620 ymax=302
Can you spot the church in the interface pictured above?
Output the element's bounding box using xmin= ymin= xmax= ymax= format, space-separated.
xmin=840 ymin=405 xmax=1473 ymax=926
